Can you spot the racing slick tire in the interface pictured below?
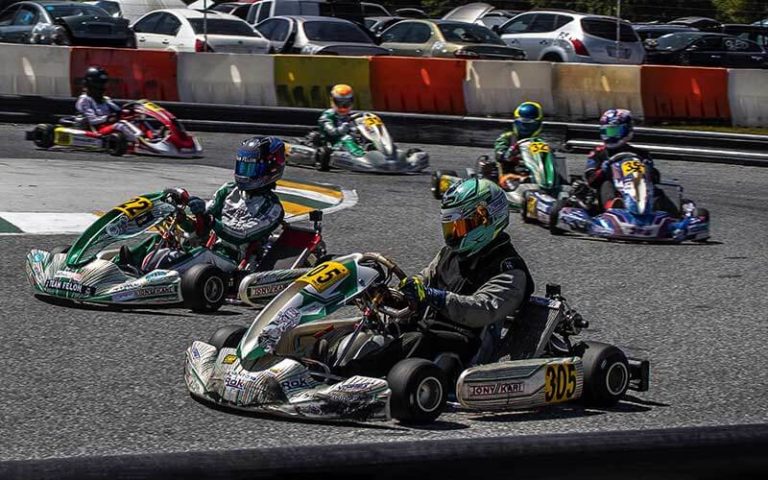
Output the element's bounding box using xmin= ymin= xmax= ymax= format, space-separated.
xmin=575 ymin=341 xmax=630 ymax=407
xmin=33 ymin=124 xmax=55 ymax=149
xmin=208 ymin=325 xmax=247 ymax=351
xmin=106 ymin=132 xmax=128 ymax=157
xmin=315 ymin=147 xmax=331 ymax=171
xmin=181 ymin=264 xmax=227 ymax=313
xmin=549 ymin=199 xmax=567 ymax=235
xmin=521 ymin=191 xmax=535 ymax=224
xmin=388 ymin=358 xmax=447 ymax=424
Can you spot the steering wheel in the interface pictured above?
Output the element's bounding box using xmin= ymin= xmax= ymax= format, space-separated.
xmin=359 ymin=253 xmax=412 ymax=321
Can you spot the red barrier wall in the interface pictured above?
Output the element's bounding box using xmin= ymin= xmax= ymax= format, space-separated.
xmin=370 ymin=57 xmax=466 ymax=115
xmin=70 ymin=48 xmax=179 ymax=101
xmin=641 ymin=66 xmax=730 ymax=121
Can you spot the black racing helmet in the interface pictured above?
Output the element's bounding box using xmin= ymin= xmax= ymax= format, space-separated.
xmin=84 ymin=66 xmax=109 ymax=93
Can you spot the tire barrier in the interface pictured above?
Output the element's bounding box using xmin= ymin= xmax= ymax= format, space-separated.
xmin=274 ymin=55 xmax=373 ymax=110
xmin=177 ymin=53 xmax=277 ymax=106
xmin=728 ymin=69 xmax=768 ymax=128
xmin=0 ymin=44 xmax=70 ymax=96
xmin=463 ymin=60 xmax=554 ymax=117
xmin=553 ymin=64 xmax=644 ymax=121
xmin=641 ymin=66 xmax=730 ymax=122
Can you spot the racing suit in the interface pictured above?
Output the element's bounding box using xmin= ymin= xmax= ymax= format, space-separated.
xmin=585 ymin=144 xmax=678 ymax=215
xmin=493 ymin=131 xmax=527 ymax=173
xmin=318 ymin=108 xmax=352 ymax=146
xmin=75 ymin=93 xmax=141 ymax=142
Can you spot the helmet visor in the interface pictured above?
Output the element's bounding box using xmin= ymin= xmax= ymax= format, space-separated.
xmin=514 ymin=118 xmax=541 ymax=138
xmin=601 ymin=124 xmax=626 ymax=140
xmin=441 ymin=206 xmax=490 ymax=246
xmin=235 ymin=158 xmax=266 ymax=178
xmin=334 ymin=96 xmax=354 ymax=108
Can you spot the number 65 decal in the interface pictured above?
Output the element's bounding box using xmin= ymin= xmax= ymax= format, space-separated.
xmin=544 ymin=361 xmax=577 ymax=403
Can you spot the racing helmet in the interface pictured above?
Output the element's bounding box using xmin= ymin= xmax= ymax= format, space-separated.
xmin=600 ymin=108 xmax=634 ymax=148
xmin=513 ymin=101 xmax=544 ymax=139
xmin=330 ymin=84 xmax=354 ymax=115
xmin=84 ymin=66 xmax=109 ymax=96
xmin=440 ymin=178 xmax=509 ymax=256
xmin=234 ymin=136 xmax=286 ymax=191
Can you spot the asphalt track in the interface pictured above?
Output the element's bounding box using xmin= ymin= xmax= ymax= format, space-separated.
xmin=0 ymin=123 xmax=766 ymax=461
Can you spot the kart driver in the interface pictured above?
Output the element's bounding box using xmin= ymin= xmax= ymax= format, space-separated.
xmin=75 ymin=66 xmax=141 ymax=142
xmin=584 ymin=108 xmax=678 ymax=214
xmin=118 ymin=136 xmax=286 ymax=271
xmin=318 ymin=84 xmax=355 ymax=147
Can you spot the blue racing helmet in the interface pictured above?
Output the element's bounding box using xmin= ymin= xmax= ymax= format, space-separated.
xmin=600 ymin=109 xmax=634 ymax=148
xmin=234 ymin=136 xmax=286 ymax=191
xmin=513 ymin=101 xmax=544 ymax=139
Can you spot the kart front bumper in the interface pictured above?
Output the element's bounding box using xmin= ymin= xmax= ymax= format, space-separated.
xmin=555 ymin=207 xmax=710 ymax=242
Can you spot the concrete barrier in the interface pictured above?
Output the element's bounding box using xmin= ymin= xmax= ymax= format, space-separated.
xmin=274 ymin=55 xmax=372 ymax=110
xmin=641 ymin=66 xmax=730 ymax=122
xmin=177 ymin=53 xmax=277 ymax=106
xmin=553 ymin=64 xmax=643 ymax=121
xmin=463 ymin=60 xmax=554 ymax=116
xmin=728 ymin=69 xmax=768 ymax=127
xmin=0 ymin=45 xmax=71 ymax=96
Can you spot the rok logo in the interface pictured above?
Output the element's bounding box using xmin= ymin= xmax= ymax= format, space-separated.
xmin=469 ymin=382 xmax=525 ymax=397
xmin=280 ymin=378 xmax=310 ymax=392
xmin=225 ymin=375 xmax=245 ymax=391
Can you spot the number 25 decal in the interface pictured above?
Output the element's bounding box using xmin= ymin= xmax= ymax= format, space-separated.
xmin=114 ymin=197 xmax=153 ymax=220
xmin=299 ymin=261 xmax=350 ymax=293
xmin=544 ymin=362 xmax=577 ymax=403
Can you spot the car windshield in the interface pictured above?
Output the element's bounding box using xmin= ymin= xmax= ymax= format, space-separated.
xmin=189 ymin=18 xmax=257 ymax=36
xmin=581 ymin=18 xmax=639 ymax=42
xmin=438 ymin=22 xmax=504 ymax=45
xmin=303 ymin=20 xmax=371 ymax=43
xmin=654 ymin=33 xmax=699 ymax=50
xmin=45 ymin=4 xmax=109 ymax=18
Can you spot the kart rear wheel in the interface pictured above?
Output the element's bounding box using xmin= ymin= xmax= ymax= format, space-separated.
xmin=549 ymin=199 xmax=567 ymax=235
xmin=33 ymin=124 xmax=55 ymax=149
xmin=208 ymin=325 xmax=246 ymax=351
xmin=182 ymin=264 xmax=228 ymax=313
xmin=388 ymin=358 xmax=447 ymax=424
xmin=106 ymin=132 xmax=128 ymax=157
xmin=575 ymin=341 xmax=630 ymax=407
xmin=315 ymin=147 xmax=331 ymax=171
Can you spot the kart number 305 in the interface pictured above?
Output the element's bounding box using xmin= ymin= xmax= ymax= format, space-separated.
xmin=544 ymin=361 xmax=577 ymax=403
xmin=299 ymin=261 xmax=350 ymax=293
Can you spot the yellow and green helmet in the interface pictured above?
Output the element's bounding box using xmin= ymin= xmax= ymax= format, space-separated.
xmin=440 ymin=178 xmax=509 ymax=256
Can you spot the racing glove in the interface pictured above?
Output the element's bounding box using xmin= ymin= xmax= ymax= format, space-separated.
xmin=187 ymin=196 xmax=206 ymax=215
xmin=399 ymin=276 xmax=446 ymax=310
xmin=337 ymin=122 xmax=351 ymax=135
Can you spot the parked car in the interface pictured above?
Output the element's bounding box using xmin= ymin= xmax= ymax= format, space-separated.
xmin=496 ymin=11 xmax=645 ymax=64
xmin=645 ymin=32 xmax=767 ymax=68
xmin=89 ymin=0 xmax=187 ymax=22
xmin=0 ymin=0 xmax=134 ymax=46
xmin=246 ymin=0 xmax=364 ymax=26
xmin=668 ymin=16 xmax=721 ymax=32
xmin=633 ymin=23 xmax=698 ymax=42
xmin=442 ymin=2 xmax=519 ymax=30
xmin=361 ymin=2 xmax=388 ymax=17
xmin=132 ymin=8 xmax=269 ymax=53
xmin=721 ymin=24 xmax=768 ymax=49
xmin=364 ymin=15 xmax=403 ymax=36
xmin=208 ymin=2 xmax=252 ymax=20
xmin=393 ymin=8 xmax=427 ymax=19
xmin=255 ymin=15 xmax=388 ymax=55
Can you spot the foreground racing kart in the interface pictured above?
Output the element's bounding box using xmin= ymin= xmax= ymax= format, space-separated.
xmin=185 ymin=253 xmax=649 ymax=424
xmin=431 ymin=137 xmax=569 ymax=215
xmin=25 ymin=99 xmax=203 ymax=158
xmin=286 ymin=112 xmax=429 ymax=173
xmin=26 ymin=190 xmax=326 ymax=312
xmin=551 ymin=153 xmax=710 ymax=242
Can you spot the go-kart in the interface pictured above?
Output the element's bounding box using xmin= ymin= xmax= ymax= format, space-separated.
xmin=26 ymin=189 xmax=326 ymax=312
xmin=431 ymin=138 xmax=569 ymax=216
xmin=25 ymin=99 xmax=203 ymax=158
xmin=550 ymin=153 xmax=710 ymax=242
xmin=185 ymin=253 xmax=650 ymax=424
xmin=286 ymin=112 xmax=429 ymax=173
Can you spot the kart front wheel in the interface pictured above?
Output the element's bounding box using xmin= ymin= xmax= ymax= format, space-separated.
xmin=388 ymin=358 xmax=447 ymax=424
xmin=33 ymin=124 xmax=55 ymax=149
xmin=549 ymin=199 xmax=567 ymax=235
xmin=182 ymin=264 xmax=227 ymax=313
xmin=208 ymin=325 xmax=246 ymax=351
xmin=106 ymin=132 xmax=128 ymax=156
xmin=315 ymin=147 xmax=331 ymax=171
xmin=575 ymin=341 xmax=630 ymax=407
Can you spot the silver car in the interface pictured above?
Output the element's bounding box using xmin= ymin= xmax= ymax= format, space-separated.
xmin=255 ymin=15 xmax=389 ymax=55
xmin=496 ymin=11 xmax=645 ymax=64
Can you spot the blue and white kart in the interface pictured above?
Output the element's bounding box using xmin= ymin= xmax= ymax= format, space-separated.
xmin=550 ymin=153 xmax=710 ymax=242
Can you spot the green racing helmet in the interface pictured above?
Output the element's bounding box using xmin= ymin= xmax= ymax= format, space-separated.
xmin=440 ymin=177 xmax=509 ymax=256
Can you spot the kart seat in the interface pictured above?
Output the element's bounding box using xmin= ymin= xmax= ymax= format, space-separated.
xmin=258 ymin=223 xmax=320 ymax=271
xmin=59 ymin=116 xmax=87 ymax=128
xmin=501 ymin=297 xmax=563 ymax=361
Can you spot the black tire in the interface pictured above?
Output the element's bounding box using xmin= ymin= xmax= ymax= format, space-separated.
xmin=388 ymin=358 xmax=447 ymax=424
xmin=181 ymin=264 xmax=228 ymax=313
xmin=33 ymin=124 xmax=55 ymax=149
xmin=575 ymin=341 xmax=630 ymax=407
xmin=315 ymin=147 xmax=331 ymax=171
xmin=549 ymin=199 xmax=567 ymax=235
xmin=521 ymin=191 xmax=535 ymax=224
xmin=106 ymin=132 xmax=128 ymax=156
xmin=543 ymin=53 xmax=563 ymax=62
xmin=208 ymin=325 xmax=246 ymax=351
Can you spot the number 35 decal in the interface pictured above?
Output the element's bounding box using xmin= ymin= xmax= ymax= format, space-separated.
xmin=299 ymin=261 xmax=349 ymax=293
xmin=544 ymin=361 xmax=577 ymax=403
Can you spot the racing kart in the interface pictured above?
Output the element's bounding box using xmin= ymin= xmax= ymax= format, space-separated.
xmin=286 ymin=112 xmax=429 ymax=173
xmin=185 ymin=253 xmax=650 ymax=424
xmin=431 ymin=137 xmax=569 ymax=215
xmin=550 ymin=153 xmax=710 ymax=242
xmin=26 ymin=189 xmax=326 ymax=312
xmin=25 ymin=99 xmax=203 ymax=158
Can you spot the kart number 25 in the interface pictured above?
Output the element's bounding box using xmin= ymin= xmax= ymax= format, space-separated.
xmin=299 ymin=261 xmax=349 ymax=293
xmin=544 ymin=361 xmax=577 ymax=403
xmin=114 ymin=196 xmax=154 ymax=220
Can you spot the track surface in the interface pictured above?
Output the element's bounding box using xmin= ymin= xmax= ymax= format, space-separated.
xmin=1 ymin=124 xmax=766 ymax=460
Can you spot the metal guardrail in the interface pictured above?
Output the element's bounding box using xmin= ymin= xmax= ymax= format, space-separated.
xmin=1 ymin=94 xmax=766 ymax=166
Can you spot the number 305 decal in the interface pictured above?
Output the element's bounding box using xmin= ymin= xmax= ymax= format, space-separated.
xmin=299 ymin=261 xmax=349 ymax=293
xmin=544 ymin=361 xmax=577 ymax=403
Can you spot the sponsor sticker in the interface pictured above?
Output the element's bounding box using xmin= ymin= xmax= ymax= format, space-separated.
xmin=280 ymin=377 xmax=310 ymax=392
xmin=469 ymin=382 xmax=525 ymax=397
xmin=247 ymin=282 xmax=290 ymax=298
xmin=298 ymin=262 xmax=349 ymax=293
xmin=44 ymin=279 xmax=95 ymax=296
xmin=222 ymin=354 xmax=237 ymax=365
xmin=500 ymin=258 xmax=517 ymax=272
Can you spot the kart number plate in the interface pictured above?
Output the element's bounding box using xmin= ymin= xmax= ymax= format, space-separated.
xmin=299 ymin=261 xmax=349 ymax=293
xmin=114 ymin=196 xmax=154 ymax=220
xmin=363 ymin=115 xmax=383 ymax=128
xmin=142 ymin=102 xmax=162 ymax=112
xmin=528 ymin=142 xmax=550 ymax=154
xmin=54 ymin=128 xmax=72 ymax=146
xmin=544 ymin=361 xmax=577 ymax=404
xmin=621 ymin=160 xmax=646 ymax=176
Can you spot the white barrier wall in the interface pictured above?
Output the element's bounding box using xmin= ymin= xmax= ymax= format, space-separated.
xmin=463 ymin=61 xmax=554 ymax=116
xmin=0 ymin=45 xmax=71 ymax=96
xmin=728 ymin=69 xmax=768 ymax=127
xmin=177 ymin=53 xmax=277 ymax=106
xmin=553 ymin=64 xmax=644 ymax=120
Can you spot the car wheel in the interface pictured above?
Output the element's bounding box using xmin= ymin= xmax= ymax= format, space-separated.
xmin=208 ymin=325 xmax=246 ymax=351
xmin=543 ymin=53 xmax=563 ymax=62
xmin=106 ymin=132 xmax=128 ymax=156
xmin=574 ymin=341 xmax=630 ymax=407
xmin=33 ymin=124 xmax=55 ymax=149
xmin=182 ymin=264 xmax=228 ymax=313
xmin=388 ymin=358 xmax=447 ymax=424
xmin=549 ymin=199 xmax=567 ymax=235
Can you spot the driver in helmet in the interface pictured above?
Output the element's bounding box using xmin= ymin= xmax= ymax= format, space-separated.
xmin=318 ymin=84 xmax=355 ymax=147
xmin=485 ymin=101 xmax=545 ymax=188
xmin=75 ymin=66 xmax=141 ymax=142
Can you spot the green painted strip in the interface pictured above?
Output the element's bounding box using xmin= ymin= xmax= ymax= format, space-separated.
xmin=0 ymin=216 xmax=22 ymax=234
xmin=276 ymin=192 xmax=332 ymax=210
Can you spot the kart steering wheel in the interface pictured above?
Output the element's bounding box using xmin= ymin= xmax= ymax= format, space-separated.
xmin=359 ymin=253 xmax=412 ymax=320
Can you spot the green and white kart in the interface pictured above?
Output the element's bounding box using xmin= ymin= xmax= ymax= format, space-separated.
xmin=26 ymin=191 xmax=326 ymax=312
xmin=286 ymin=112 xmax=429 ymax=173
xmin=185 ymin=253 xmax=650 ymax=424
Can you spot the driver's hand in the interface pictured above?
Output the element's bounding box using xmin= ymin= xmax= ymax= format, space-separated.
xmin=338 ymin=122 xmax=351 ymax=135
xmin=187 ymin=196 xmax=206 ymax=215
xmin=163 ymin=187 xmax=189 ymax=205
xmin=399 ymin=277 xmax=446 ymax=310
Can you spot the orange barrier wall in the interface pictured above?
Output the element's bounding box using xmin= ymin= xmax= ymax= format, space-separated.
xmin=641 ymin=66 xmax=729 ymax=121
xmin=370 ymin=57 xmax=466 ymax=115
xmin=70 ymin=48 xmax=179 ymax=101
